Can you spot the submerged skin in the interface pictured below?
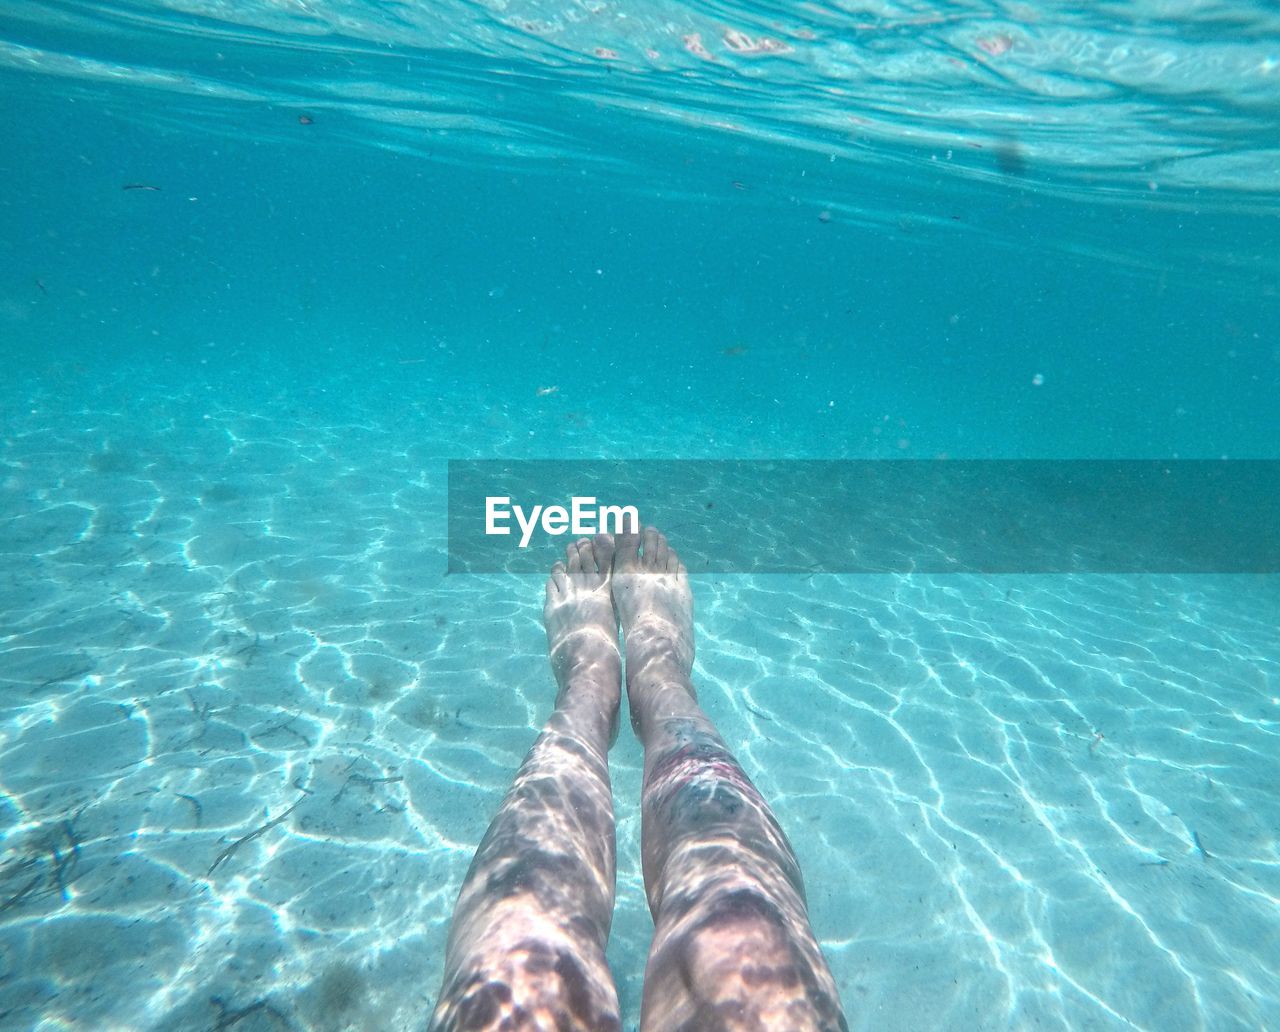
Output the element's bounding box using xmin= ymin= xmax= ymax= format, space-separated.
xmin=430 ymin=529 xmax=846 ymax=1032
xmin=428 ymin=535 xmax=623 ymax=1031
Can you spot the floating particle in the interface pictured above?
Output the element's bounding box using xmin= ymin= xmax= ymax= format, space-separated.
xmin=298 ymin=114 xmax=314 ymax=125
xmin=995 ymin=139 xmax=1026 ymax=176
xmin=1032 ymin=373 xmax=1044 ymax=386
xmin=536 ymin=385 xmax=559 ymax=397
xmin=817 ymin=210 xmax=832 ymax=223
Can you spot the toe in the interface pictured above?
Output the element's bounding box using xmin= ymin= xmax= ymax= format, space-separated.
xmin=651 ymin=530 xmax=670 ymax=571
xmin=567 ymin=540 xmax=584 ymax=574
xmin=614 ymin=526 xmax=641 ymax=573
xmin=592 ymin=533 xmax=615 ymax=576
xmin=574 ymin=537 xmax=594 ymax=574
xmin=642 ymin=526 xmax=662 ymax=570
xmin=547 ymin=563 xmax=568 ymax=600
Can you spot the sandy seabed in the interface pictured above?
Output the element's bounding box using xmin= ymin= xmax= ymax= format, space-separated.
xmin=2 ymin=364 xmax=1278 ymax=1031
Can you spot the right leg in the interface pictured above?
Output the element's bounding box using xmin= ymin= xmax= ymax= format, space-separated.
xmin=613 ymin=528 xmax=847 ymax=1032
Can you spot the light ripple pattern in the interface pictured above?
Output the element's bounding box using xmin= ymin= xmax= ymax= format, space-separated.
xmin=1 ymin=361 xmax=1277 ymax=1030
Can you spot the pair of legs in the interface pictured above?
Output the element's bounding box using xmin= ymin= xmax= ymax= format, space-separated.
xmin=429 ymin=528 xmax=846 ymax=1031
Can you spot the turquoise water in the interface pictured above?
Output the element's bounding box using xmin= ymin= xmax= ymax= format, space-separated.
xmin=2 ymin=1 xmax=1279 ymax=1029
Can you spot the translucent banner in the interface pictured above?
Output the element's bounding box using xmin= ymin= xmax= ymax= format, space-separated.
xmin=447 ymin=460 xmax=1280 ymax=574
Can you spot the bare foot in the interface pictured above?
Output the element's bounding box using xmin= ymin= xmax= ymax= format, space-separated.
xmin=611 ymin=526 xmax=695 ymax=725
xmin=544 ymin=534 xmax=622 ymax=719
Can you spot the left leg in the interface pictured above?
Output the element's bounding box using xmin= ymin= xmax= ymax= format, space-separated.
xmin=429 ymin=535 xmax=623 ymax=1032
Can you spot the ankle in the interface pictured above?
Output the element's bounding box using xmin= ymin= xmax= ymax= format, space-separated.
xmin=626 ymin=648 xmax=693 ymax=689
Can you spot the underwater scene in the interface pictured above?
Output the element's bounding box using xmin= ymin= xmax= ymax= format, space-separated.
xmin=1 ymin=0 xmax=1278 ymax=1029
